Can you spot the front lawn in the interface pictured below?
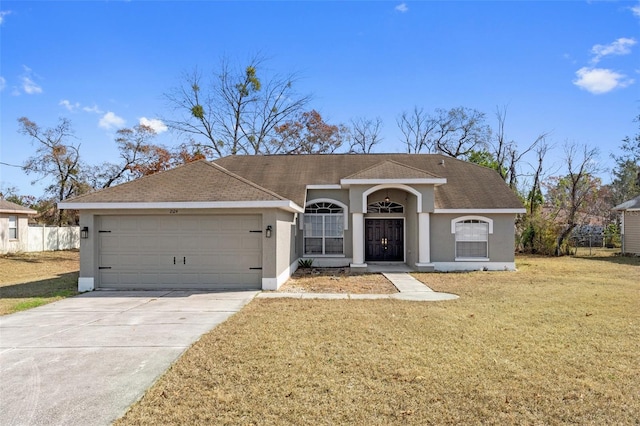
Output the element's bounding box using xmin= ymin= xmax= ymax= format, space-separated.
xmin=0 ymin=250 xmax=79 ymax=315
xmin=116 ymin=252 xmax=639 ymax=425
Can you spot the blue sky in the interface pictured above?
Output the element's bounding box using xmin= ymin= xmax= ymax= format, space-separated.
xmin=1 ymin=1 xmax=639 ymax=197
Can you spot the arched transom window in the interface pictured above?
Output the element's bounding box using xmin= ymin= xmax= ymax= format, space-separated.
xmin=304 ymin=202 xmax=344 ymax=255
xmin=367 ymin=201 xmax=404 ymax=214
xmin=453 ymin=218 xmax=491 ymax=259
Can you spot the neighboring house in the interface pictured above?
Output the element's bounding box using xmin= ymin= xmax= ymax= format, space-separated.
xmin=0 ymin=199 xmax=37 ymax=254
xmin=59 ymin=154 xmax=525 ymax=292
xmin=613 ymin=195 xmax=640 ymax=255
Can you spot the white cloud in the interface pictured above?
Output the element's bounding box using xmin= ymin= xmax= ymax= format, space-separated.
xmin=395 ymin=3 xmax=408 ymax=13
xmin=139 ymin=117 xmax=168 ymax=133
xmin=0 ymin=11 xmax=10 ymax=25
xmin=83 ymin=104 xmax=103 ymax=114
xmin=21 ymin=76 xmax=42 ymax=94
xmin=20 ymin=66 xmax=43 ymax=95
xmin=573 ymin=67 xmax=634 ymax=94
xmin=99 ymin=111 xmax=126 ymax=130
xmin=591 ymin=37 xmax=637 ymax=64
xmin=0 ymin=76 xmax=5 ymax=91
xmin=631 ymin=2 xmax=640 ymax=18
xmin=59 ymin=99 xmax=80 ymax=112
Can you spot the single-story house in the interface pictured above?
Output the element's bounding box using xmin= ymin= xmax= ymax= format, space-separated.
xmin=613 ymin=194 xmax=640 ymax=255
xmin=59 ymin=154 xmax=526 ymax=292
xmin=0 ymin=199 xmax=37 ymax=254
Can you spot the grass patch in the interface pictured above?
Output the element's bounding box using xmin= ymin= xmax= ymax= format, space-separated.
xmin=116 ymin=253 xmax=640 ymax=425
xmin=0 ymin=250 xmax=79 ymax=315
xmin=279 ymin=268 xmax=397 ymax=294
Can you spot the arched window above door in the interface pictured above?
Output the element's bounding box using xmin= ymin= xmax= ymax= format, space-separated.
xmin=367 ymin=201 xmax=404 ymax=214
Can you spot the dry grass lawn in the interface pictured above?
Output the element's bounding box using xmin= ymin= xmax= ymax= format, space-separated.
xmin=117 ymin=251 xmax=639 ymax=425
xmin=278 ymin=267 xmax=397 ymax=294
xmin=0 ymin=250 xmax=79 ymax=315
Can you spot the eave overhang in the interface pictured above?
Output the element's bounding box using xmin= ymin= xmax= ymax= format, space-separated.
xmin=58 ymin=200 xmax=304 ymax=213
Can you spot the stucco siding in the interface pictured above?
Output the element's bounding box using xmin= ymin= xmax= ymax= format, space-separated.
xmin=623 ymin=211 xmax=640 ymax=255
xmin=405 ymin=196 xmax=418 ymax=266
xmin=0 ymin=214 xmax=31 ymax=254
xmin=275 ymin=209 xmax=296 ymax=283
xmin=430 ymin=213 xmax=516 ymax=263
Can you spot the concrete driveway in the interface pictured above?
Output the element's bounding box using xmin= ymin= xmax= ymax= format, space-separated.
xmin=0 ymin=290 xmax=258 ymax=426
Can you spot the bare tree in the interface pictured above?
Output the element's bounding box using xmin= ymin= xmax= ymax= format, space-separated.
xmin=490 ymin=105 xmax=550 ymax=189
xmin=397 ymin=107 xmax=436 ymax=153
xmin=87 ymin=124 xmax=159 ymax=189
xmin=545 ymin=142 xmax=601 ymax=255
xmin=18 ymin=117 xmax=85 ymax=225
xmin=431 ymin=107 xmax=490 ymax=158
xmin=164 ymin=55 xmax=311 ymax=157
xmin=397 ymin=106 xmax=490 ymax=158
xmin=528 ymin=141 xmax=549 ymax=216
xmin=349 ymin=116 xmax=383 ymax=153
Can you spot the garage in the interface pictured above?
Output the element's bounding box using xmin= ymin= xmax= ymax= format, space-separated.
xmin=96 ymin=214 xmax=263 ymax=290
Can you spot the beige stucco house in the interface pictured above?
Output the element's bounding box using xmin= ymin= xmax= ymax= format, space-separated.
xmin=0 ymin=199 xmax=37 ymax=254
xmin=59 ymin=154 xmax=525 ymax=292
xmin=613 ymin=195 xmax=640 ymax=255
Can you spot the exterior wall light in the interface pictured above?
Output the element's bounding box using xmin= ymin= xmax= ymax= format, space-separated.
xmin=266 ymin=225 xmax=273 ymax=238
xmin=80 ymin=226 xmax=89 ymax=239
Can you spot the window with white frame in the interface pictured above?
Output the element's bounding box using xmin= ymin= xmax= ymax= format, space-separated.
xmin=455 ymin=219 xmax=489 ymax=258
xmin=304 ymin=202 xmax=344 ymax=255
xmin=8 ymin=215 xmax=18 ymax=240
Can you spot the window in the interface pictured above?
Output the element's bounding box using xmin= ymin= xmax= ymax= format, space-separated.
xmin=367 ymin=201 xmax=404 ymax=214
xmin=8 ymin=215 xmax=18 ymax=240
xmin=304 ymin=202 xmax=344 ymax=255
xmin=455 ymin=219 xmax=489 ymax=259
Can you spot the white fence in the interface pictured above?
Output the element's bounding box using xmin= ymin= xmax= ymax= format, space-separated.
xmin=27 ymin=225 xmax=80 ymax=252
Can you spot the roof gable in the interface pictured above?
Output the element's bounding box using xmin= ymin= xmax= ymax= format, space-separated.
xmin=341 ymin=160 xmax=444 ymax=181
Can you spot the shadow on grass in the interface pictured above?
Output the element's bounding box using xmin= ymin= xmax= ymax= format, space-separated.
xmin=0 ymin=272 xmax=79 ymax=299
xmin=572 ymin=254 xmax=640 ymax=266
xmin=1 ymin=249 xmax=79 ymax=264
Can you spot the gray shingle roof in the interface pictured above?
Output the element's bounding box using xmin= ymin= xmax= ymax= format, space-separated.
xmin=0 ymin=199 xmax=37 ymax=214
xmin=342 ymin=159 xmax=444 ymax=181
xmin=65 ymin=160 xmax=285 ymax=203
xmin=215 ymin=154 xmax=523 ymax=210
xmin=63 ymin=154 xmax=524 ymax=211
xmin=613 ymin=195 xmax=640 ymax=211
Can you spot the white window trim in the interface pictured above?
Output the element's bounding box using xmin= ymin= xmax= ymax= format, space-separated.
xmin=8 ymin=215 xmax=18 ymax=240
xmin=452 ymin=216 xmax=492 ymax=261
xmin=300 ymin=198 xmax=348 ymax=231
xmin=302 ymin=199 xmax=347 ymax=256
xmin=451 ymin=216 xmax=493 ymax=234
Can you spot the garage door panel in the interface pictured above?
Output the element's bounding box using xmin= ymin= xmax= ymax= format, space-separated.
xmin=97 ymin=215 xmax=262 ymax=290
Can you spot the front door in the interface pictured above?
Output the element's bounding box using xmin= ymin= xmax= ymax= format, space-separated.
xmin=365 ymin=219 xmax=404 ymax=261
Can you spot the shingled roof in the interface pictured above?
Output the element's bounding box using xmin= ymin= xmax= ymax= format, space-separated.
xmin=341 ymin=159 xmax=445 ymax=181
xmin=215 ymin=154 xmax=523 ymax=210
xmin=62 ymin=154 xmax=523 ymax=211
xmin=0 ymin=199 xmax=37 ymax=214
xmin=64 ymin=160 xmax=285 ymax=203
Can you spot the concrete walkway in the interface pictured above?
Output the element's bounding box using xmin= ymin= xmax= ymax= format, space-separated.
xmin=257 ymin=272 xmax=459 ymax=301
xmin=0 ymin=290 xmax=258 ymax=426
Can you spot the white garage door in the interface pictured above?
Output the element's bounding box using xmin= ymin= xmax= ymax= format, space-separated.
xmin=97 ymin=215 xmax=262 ymax=290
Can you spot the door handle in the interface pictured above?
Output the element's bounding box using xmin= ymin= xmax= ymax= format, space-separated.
xmin=183 ymin=257 xmax=186 ymax=265
xmin=173 ymin=256 xmax=176 ymax=265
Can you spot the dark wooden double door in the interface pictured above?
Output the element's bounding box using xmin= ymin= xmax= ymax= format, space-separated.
xmin=365 ymin=219 xmax=404 ymax=262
